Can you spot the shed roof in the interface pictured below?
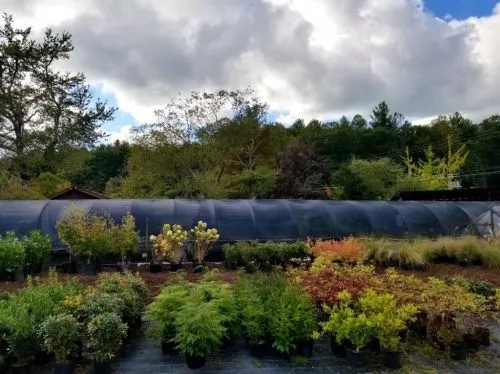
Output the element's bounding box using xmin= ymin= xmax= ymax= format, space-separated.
xmin=49 ymin=186 xmax=108 ymax=200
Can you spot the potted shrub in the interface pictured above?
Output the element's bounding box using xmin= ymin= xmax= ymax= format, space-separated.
xmin=96 ymin=272 xmax=148 ymax=328
xmin=175 ymin=299 xmax=225 ymax=369
xmin=190 ymin=221 xmax=219 ymax=272
xmin=0 ymin=231 xmax=25 ymax=282
xmin=0 ymin=306 xmax=38 ymax=374
xmin=85 ymin=312 xmax=127 ymax=374
xmin=109 ymin=213 xmax=139 ymax=273
xmin=41 ymin=314 xmax=81 ymax=374
xmin=56 ymin=207 xmax=111 ymax=276
xmin=372 ymin=304 xmax=417 ymax=369
xmin=22 ymin=230 xmax=51 ymax=275
xmin=223 ymin=243 xmax=243 ymax=270
xmin=267 ymin=284 xmax=317 ymax=357
xmin=145 ymin=273 xmax=191 ymax=354
xmin=151 ymin=224 xmax=188 ymax=272
xmin=322 ymin=291 xmax=355 ymax=358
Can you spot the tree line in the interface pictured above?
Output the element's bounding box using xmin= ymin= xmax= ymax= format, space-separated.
xmin=2 ymin=14 xmax=500 ymax=200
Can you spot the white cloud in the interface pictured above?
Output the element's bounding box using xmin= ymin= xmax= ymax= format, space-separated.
xmin=107 ymin=125 xmax=133 ymax=144
xmin=3 ymin=0 xmax=500 ymax=126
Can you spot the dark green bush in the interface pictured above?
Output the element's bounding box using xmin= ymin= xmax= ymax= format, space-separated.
xmin=223 ymin=241 xmax=310 ymax=269
xmin=22 ymin=230 xmax=51 ymax=270
xmin=0 ymin=231 xmax=25 ymax=275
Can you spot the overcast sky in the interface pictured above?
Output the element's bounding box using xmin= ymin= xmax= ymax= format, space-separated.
xmin=3 ymin=0 xmax=500 ymax=141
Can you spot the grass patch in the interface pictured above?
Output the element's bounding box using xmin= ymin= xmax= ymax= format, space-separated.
xmin=363 ymin=236 xmax=500 ymax=269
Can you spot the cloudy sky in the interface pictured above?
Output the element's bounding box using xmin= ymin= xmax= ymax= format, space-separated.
xmin=3 ymin=0 xmax=500 ymax=141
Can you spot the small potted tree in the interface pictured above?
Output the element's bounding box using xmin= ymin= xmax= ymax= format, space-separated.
xmin=175 ymin=299 xmax=225 ymax=369
xmin=56 ymin=207 xmax=111 ymax=276
xmin=190 ymin=221 xmax=219 ymax=272
xmin=0 ymin=231 xmax=25 ymax=282
xmin=41 ymin=314 xmax=81 ymax=374
xmin=109 ymin=213 xmax=139 ymax=273
xmin=85 ymin=312 xmax=127 ymax=374
xmin=22 ymin=230 xmax=51 ymax=275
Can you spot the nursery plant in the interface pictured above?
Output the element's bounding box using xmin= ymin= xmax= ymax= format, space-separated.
xmin=22 ymin=230 xmax=51 ymax=274
xmin=190 ymin=221 xmax=219 ymax=267
xmin=41 ymin=314 xmax=81 ymax=373
xmin=175 ymin=297 xmax=226 ymax=369
xmin=308 ymin=237 xmax=366 ymax=263
xmin=95 ymin=272 xmax=148 ymax=327
xmin=109 ymin=212 xmax=139 ymax=271
xmin=0 ymin=231 xmax=25 ymax=281
xmin=85 ymin=312 xmax=127 ymax=374
xmin=56 ymin=206 xmax=112 ymax=275
xmin=151 ymin=224 xmax=188 ymax=270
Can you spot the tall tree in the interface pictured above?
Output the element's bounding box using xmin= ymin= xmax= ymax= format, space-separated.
xmin=0 ymin=14 xmax=115 ymax=177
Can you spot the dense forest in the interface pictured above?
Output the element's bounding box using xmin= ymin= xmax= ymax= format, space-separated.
xmin=2 ymin=15 xmax=500 ymax=201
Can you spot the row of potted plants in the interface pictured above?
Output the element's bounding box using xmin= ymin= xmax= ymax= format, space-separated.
xmin=0 ymin=270 xmax=148 ymax=374
xmin=223 ymin=241 xmax=310 ymax=271
xmin=56 ymin=207 xmax=139 ymax=275
xmin=0 ymin=230 xmax=51 ymax=282
xmin=146 ymin=269 xmax=238 ymax=369
xmin=298 ymin=262 xmax=497 ymax=362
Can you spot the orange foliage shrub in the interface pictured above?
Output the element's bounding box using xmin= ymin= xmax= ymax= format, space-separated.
xmin=308 ymin=237 xmax=366 ymax=262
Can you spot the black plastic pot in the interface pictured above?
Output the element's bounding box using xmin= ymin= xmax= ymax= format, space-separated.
xmin=249 ymin=342 xmax=269 ymax=358
xmin=262 ymin=263 xmax=273 ymax=272
xmin=116 ymin=262 xmax=127 ymax=273
xmin=94 ymin=360 xmax=111 ymax=374
xmin=475 ymin=327 xmax=490 ymax=346
xmin=244 ymin=264 xmax=255 ymax=274
xmin=0 ymin=355 xmax=9 ymax=374
xmin=34 ymin=350 xmax=53 ymax=365
xmin=54 ymin=363 xmax=74 ymax=374
xmin=161 ymin=340 xmax=178 ymax=354
xmin=464 ymin=333 xmax=480 ymax=351
xmin=330 ymin=336 xmax=347 ymax=358
xmin=450 ymin=341 xmax=467 ymax=361
xmin=170 ymin=263 xmax=182 ymax=272
xmin=82 ymin=261 xmax=96 ymax=276
xmin=10 ymin=362 xmax=32 ymax=374
xmin=63 ymin=261 xmax=77 ymax=274
xmin=149 ymin=263 xmax=163 ymax=273
xmin=368 ymin=338 xmax=381 ymax=353
xmin=13 ymin=269 xmax=25 ymax=282
xmin=224 ymin=261 xmax=237 ymax=270
xmin=346 ymin=348 xmax=370 ymax=367
xmin=383 ymin=350 xmax=402 ymax=370
xmin=296 ymin=339 xmax=314 ymax=358
xmin=185 ymin=354 xmax=206 ymax=369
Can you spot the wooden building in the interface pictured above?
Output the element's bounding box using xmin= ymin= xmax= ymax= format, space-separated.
xmin=49 ymin=186 xmax=107 ymax=200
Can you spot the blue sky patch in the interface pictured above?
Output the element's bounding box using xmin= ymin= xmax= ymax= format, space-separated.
xmin=425 ymin=0 xmax=498 ymax=19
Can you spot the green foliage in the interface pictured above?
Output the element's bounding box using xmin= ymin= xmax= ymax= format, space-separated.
xmin=146 ymin=269 xmax=237 ymax=356
xmin=174 ymin=299 xmax=225 ymax=358
xmin=223 ymin=241 xmax=310 ymax=268
xmin=22 ymin=230 xmax=51 ymax=268
xmin=30 ymin=172 xmax=71 ymax=197
xmin=145 ymin=272 xmax=191 ymax=344
xmin=235 ymin=272 xmax=316 ymax=353
xmin=0 ymin=231 xmax=25 ymax=274
xmin=332 ymin=158 xmax=405 ymax=200
xmin=108 ymin=212 xmax=139 ymax=263
xmin=95 ymin=272 xmax=148 ymax=323
xmin=322 ymin=289 xmax=417 ymax=352
xmin=0 ymin=270 xmax=82 ymax=362
xmin=56 ymin=206 xmax=111 ymax=259
xmin=364 ymin=236 xmax=500 ymax=269
xmin=85 ymin=312 xmax=127 ymax=362
xmin=232 ymin=167 xmax=276 ymax=198
xmin=41 ymin=314 xmax=81 ymax=363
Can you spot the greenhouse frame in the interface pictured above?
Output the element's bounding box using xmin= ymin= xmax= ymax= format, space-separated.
xmin=1 ymin=200 xmax=499 ymax=250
